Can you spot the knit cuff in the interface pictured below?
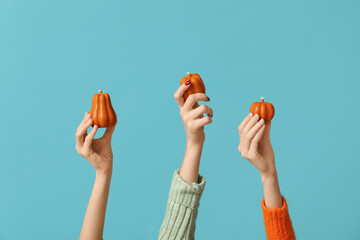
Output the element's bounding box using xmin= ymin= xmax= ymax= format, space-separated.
xmin=261 ymin=196 xmax=296 ymax=240
xmin=168 ymin=169 xmax=206 ymax=210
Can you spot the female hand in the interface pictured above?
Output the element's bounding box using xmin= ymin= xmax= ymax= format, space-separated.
xmin=75 ymin=112 xmax=116 ymax=175
xmin=174 ymin=81 xmax=213 ymax=145
xmin=238 ymin=113 xmax=275 ymax=178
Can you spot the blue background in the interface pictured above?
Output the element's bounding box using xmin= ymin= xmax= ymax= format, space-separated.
xmin=0 ymin=0 xmax=359 ymax=239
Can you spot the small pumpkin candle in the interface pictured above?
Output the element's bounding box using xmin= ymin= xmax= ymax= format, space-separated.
xmin=90 ymin=90 xmax=117 ymax=128
xmin=180 ymin=72 xmax=206 ymax=100
xmin=250 ymin=97 xmax=275 ymax=121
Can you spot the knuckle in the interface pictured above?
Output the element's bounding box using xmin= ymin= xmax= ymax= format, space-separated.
xmin=240 ymin=128 xmax=245 ymax=135
xmin=81 ymin=150 xmax=89 ymax=158
xmin=180 ymin=110 xmax=186 ymax=118
xmin=199 ymin=105 xmax=207 ymax=112
xmin=240 ymin=127 xmax=247 ymax=135
xmin=187 ymin=94 xmax=194 ymax=101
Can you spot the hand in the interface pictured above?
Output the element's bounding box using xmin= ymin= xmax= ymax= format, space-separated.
xmin=238 ymin=113 xmax=276 ymax=178
xmin=75 ymin=112 xmax=116 ymax=175
xmin=174 ymin=82 xmax=213 ymax=145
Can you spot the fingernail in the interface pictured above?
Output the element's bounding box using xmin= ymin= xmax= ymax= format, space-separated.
xmin=185 ymin=81 xmax=191 ymax=86
xmin=249 ymin=112 xmax=253 ymax=117
xmin=259 ymin=118 xmax=264 ymax=123
xmin=254 ymin=114 xmax=259 ymax=118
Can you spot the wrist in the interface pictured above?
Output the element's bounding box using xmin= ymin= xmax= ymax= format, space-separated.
xmin=260 ymin=170 xmax=278 ymax=184
xmin=186 ymin=141 xmax=204 ymax=152
xmin=96 ymin=167 xmax=113 ymax=178
xmin=186 ymin=138 xmax=205 ymax=148
xmin=259 ymin=161 xmax=277 ymax=180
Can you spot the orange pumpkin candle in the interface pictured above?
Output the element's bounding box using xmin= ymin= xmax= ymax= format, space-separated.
xmin=90 ymin=90 xmax=117 ymax=128
xmin=180 ymin=72 xmax=206 ymax=100
xmin=250 ymin=97 xmax=275 ymax=121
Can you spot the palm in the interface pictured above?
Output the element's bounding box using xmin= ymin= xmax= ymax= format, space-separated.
xmin=85 ymin=135 xmax=113 ymax=171
xmin=75 ymin=112 xmax=116 ymax=173
xmin=238 ymin=115 xmax=275 ymax=176
xmin=91 ymin=138 xmax=112 ymax=159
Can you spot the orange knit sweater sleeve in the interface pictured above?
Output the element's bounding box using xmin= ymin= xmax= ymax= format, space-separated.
xmin=261 ymin=196 xmax=296 ymax=240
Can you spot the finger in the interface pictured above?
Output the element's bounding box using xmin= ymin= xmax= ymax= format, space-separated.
xmin=260 ymin=121 xmax=272 ymax=142
xmin=84 ymin=125 xmax=98 ymax=149
xmin=76 ymin=117 xmax=93 ymax=146
xmin=189 ymin=105 xmax=213 ymax=119
xmin=174 ymin=82 xmax=191 ymax=107
xmin=264 ymin=120 xmax=272 ymax=135
xmin=192 ymin=116 xmax=212 ymax=128
xmin=77 ymin=112 xmax=92 ymax=137
xmin=183 ymin=93 xmax=209 ymax=110
xmin=79 ymin=112 xmax=92 ymax=128
xmin=249 ymin=124 xmax=266 ymax=153
xmin=242 ymin=114 xmax=260 ymax=135
xmin=246 ymin=118 xmax=265 ymax=144
xmin=103 ymin=123 xmax=116 ymax=140
xmin=240 ymin=117 xmax=263 ymax=153
xmin=238 ymin=113 xmax=253 ymax=134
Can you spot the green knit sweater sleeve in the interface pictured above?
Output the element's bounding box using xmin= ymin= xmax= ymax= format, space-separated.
xmin=158 ymin=169 xmax=206 ymax=240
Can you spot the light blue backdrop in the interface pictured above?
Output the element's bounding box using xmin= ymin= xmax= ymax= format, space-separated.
xmin=0 ymin=0 xmax=359 ymax=239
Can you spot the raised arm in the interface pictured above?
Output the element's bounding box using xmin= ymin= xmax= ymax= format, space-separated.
xmin=75 ymin=112 xmax=116 ymax=240
xmin=238 ymin=113 xmax=295 ymax=240
xmin=176 ymin=84 xmax=212 ymax=184
xmin=158 ymin=81 xmax=212 ymax=240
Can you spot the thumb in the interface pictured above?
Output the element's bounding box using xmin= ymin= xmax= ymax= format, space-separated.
xmin=84 ymin=125 xmax=98 ymax=149
xmin=103 ymin=123 xmax=116 ymax=140
xmin=262 ymin=121 xmax=271 ymax=140
xmin=265 ymin=120 xmax=271 ymax=131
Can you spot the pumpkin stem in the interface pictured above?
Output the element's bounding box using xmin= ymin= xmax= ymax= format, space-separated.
xmin=261 ymin=96 xmax=264 ymax=102
xmin=98 ymin=90 xmax=103 ymax=94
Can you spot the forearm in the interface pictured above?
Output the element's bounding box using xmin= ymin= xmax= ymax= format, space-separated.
xmin=179 ymin=141 xmax=203 ymax=184
xmin=261 ymin=170 xmax=296 ymax=239
xmin=79 ymin=171 xmax=112 ymax=240
xmin=261 ymin=170 xmax=282 ymax=209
